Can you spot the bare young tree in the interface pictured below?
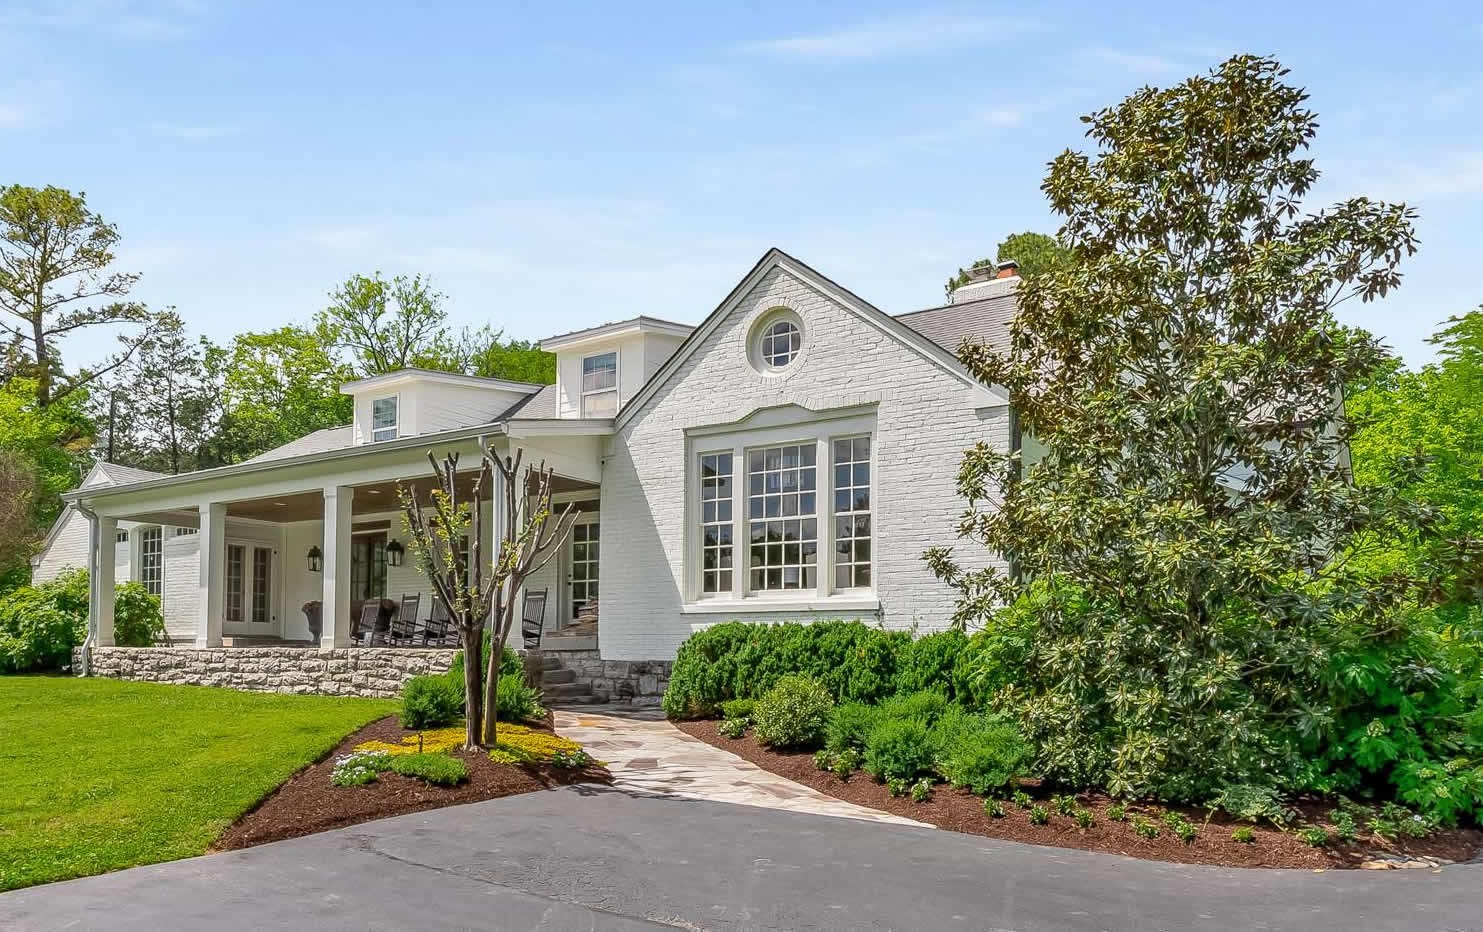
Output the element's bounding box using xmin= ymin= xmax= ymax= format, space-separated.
xmin=400 ymin=447 xmax=577 ymax=749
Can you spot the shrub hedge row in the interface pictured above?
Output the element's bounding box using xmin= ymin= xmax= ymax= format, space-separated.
xmin=661 ymin=620 xmax=969 ymax=718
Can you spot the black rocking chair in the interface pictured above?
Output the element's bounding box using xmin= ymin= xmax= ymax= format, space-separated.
xmin=520 ymin=588 xmax=548 ymax=650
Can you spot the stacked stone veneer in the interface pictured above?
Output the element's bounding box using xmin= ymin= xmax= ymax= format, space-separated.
xmin=75 ymin=646 xmax=457 ymax=698
xmin=547 ymin=649 xmax=672 ymax=704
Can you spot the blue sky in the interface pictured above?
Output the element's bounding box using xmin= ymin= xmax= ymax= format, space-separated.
xmin=4 ymin=1 xmax=1481 ymax=368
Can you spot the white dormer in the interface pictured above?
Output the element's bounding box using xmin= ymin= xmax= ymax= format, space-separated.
xmin=540 ymin=317 xmax=692 ymax=419
xmin=343 ymin=369 xmax=543 ymax=444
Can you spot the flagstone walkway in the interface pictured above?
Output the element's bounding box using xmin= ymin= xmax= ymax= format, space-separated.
xmin=554 ymin=708 xmax=930 ymax=827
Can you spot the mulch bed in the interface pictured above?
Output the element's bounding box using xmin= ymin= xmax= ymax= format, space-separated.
xmin=215 ymin=714 xmax=609 ymax=851
xmin=676 ymin=719 xmax=1483 ymax=870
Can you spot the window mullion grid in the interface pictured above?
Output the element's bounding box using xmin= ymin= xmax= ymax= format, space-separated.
xmin=815 ymin=437 xmax=832 ymax=599
xmin=730 ymin=443 xmax=745 ymax=600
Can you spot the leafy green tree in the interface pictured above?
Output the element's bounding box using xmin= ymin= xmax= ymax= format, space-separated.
xmin=0 ymin=378 xmax=92 ymax=585
xmin=928 ymin=56 xmax=1437 ymax=802
xmin=945 ymin=231 xmax=1071 ymax=295
xmin=98 ymin=312 xmax=220 ymax=474
xmin=0 ymin=185 xmax=161 ymax=407
xmin=210 ymin=326 xmax=352 ymax=462
xmin=1348 ymin=310 xmax=1483 ymax=608
xmin=458 ymin=326 xmax=556 ymax=384
xmin=318 ymin=272 xmax=456 ymax=375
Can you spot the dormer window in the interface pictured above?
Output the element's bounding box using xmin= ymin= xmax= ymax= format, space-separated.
xmin=581 ymin=352 xmax=618 ymax=417
xmin=371 ymin=396 xmax=399 ymax=442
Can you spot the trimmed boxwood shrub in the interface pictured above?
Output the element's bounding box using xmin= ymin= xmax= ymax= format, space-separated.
xmin=401 ymin=674 xmax=463 ymax=728
xmin=751 ymin=674 xmax=834 ymax=748
xmin=663 ymin=621 xmax=913 ymax=718
xmin=878 ymin=690 xmax=951 ymax=727
xmin=931 ymin=707 xmax=1031 ymax=794
xmin=864 ymin=717 xmax=936 ymax=781
xmin=826 ymin=701 xmax=882 ymax=753
xmin=892 ymin=629 xmax=970 ymax=700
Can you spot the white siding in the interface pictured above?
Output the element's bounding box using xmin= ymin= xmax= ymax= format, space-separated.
xmin=161 ymin=533 xmax=200 ymax=643
xmin=32 ymin=506 xmax=89 ymax=583
xmin=351 ymin=379 xmax=530 ymax=444
xmin=598 ymin=265 xmax=1009 ymax=661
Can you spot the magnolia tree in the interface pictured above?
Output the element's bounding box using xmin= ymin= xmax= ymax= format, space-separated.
xmin=400 ymin=448 xmax=577 ymax=749
xmin=926 ymin=56 xmax=1458 ymax=804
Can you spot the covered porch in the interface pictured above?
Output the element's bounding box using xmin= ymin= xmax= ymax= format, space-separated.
xmin=78 ymin=427 xmax=606 ymax=654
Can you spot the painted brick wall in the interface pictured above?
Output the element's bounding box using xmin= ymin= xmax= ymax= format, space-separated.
xmin=598 ymin=265 xmax=1008 ymax=661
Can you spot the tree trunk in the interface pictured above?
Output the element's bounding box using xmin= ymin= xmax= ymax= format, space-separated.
xmin=462 ymin=624 xmax=485 ymax=749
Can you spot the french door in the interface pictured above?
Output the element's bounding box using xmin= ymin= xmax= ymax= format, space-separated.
xmin=566 ymin=517 xmax=599 ymax=623
xmin=224 ymin=543 xmax=277 ymax=633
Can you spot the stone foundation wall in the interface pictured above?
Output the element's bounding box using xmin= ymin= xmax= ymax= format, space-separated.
xmin=547 ymin=649 xmax=672 ymax=705
xmin=75 ymin=646 xmax=457 ymax=698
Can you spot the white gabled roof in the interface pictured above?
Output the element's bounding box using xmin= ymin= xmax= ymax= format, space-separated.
xmin=539 ymin=316 xmax=694 ymax=352
xmin=615 ymin=248 xmax=1007 ymax=429
xmin=340 ymin=368 xmax=545 ymax=396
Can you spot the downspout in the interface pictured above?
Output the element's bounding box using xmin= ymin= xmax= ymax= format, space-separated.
xmin=76 ymin=501 xmax=99 ymax=677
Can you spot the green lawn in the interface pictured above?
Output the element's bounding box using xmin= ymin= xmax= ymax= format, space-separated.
xmin=0 ymin=676 xmax=396 ymax=891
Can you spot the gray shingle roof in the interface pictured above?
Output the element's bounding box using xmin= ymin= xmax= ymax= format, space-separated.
xmin=96 ymin=462 xmax=169 ymax=485
xmin=894 ymin=287 xmax=1017 ymax=356
xmin=241 ymin=426 xmax=356 ymax=465
xmin=499 ymin=383 xmax=557 ymax=419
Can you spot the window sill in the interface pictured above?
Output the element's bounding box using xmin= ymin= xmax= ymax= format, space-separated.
xmin=680 ymin=595 xmax=881 ymax=616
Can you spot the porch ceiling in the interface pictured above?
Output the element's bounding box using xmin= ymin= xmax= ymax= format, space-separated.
xmin=225 ymin=473 xmax=490 ymax=523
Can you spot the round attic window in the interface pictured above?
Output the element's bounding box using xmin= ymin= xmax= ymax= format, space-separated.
xmin=759 ymin=317 xmax=801 ymax=369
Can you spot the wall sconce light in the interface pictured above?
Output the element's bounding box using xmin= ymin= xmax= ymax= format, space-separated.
xmin=386 ymin=539 xmax=405 ymax=567
xmin=307 ymin=546 xmax=323 ymax=573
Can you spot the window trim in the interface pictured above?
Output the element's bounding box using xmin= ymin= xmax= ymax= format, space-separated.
xmin=137 ymin=526 xmax=163 ymax=597
xmin=370 ymin=394 xmax=400 ymax=443
xmin=580 ymin=351 xmax=619 ymax=418
xmin=684 ymin=409 xmax=877 ymax=608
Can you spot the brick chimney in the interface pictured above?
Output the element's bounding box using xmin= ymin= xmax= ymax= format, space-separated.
xmin=948 ymin=258 xmax=1020 ymax=304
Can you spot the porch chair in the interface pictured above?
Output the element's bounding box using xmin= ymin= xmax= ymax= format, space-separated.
xmin=354 ymin=601 xmax=382 ymax=646
xmin=391 ymin=594 xmax=421 ymax=645
xmin=421 ymin=599 xmax=453 ymax=646
xmin=520 ymin=588 xmax=548 ymax=650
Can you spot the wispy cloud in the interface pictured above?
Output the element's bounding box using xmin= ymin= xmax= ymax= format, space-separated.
xmin=0 ymin=103 xmax=30 ymax=130
xmin=1072 ymin=47 xmax=1190 ymax=79
xmin=151 ymin=122 xmax=242 ymax=140
xmin=738 ymin=11 xmax=1031 ymax=62
xmin=0 ymin=0 xmax=201 ymax=41
xmin=1366 ymin=151 xmax=1483 ymax=202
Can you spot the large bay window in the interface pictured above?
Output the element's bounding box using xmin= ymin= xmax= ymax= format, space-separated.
xmin=691 ymin=415 xmax=874 ymax=606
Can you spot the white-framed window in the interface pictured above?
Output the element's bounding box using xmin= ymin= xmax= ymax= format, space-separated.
xmin=173 ymin=526 xmax=197 ymax=537
xmin=746 ymin=443 xmax=818 ymax=591
xmin=698 ymin=453 xmax=733 ymax=594
xmin=581 ymin=352 xmax=618 ymax=417
xmin=760 ymin=319 xmax=801 ymax=368
xmin=115 ymin=530 xmax=129 ymax=544
xmin=225 ymin=544 xmax=245 ymax=622
xmin=138 ymin=526 xmax=163 ymax=597
xmin=371 ymin=395 xmax=399 ymax=442
xmin=688 ymin=410 xmax=876 ymax=605
xmin=832 ymin=436 xmax=872 ymax=589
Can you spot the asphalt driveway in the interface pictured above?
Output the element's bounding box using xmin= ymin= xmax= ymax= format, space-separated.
xmin=2 ymin=784 xmax=1478 ymax=931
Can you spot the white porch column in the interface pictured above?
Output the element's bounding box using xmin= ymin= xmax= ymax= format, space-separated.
xmin=92 ymin=514 xmax=117 ymax=647
xmin=321 ymin=485 xmax=353 ymax=648
xmin=196 ymin=502 xmax=226 ymax=648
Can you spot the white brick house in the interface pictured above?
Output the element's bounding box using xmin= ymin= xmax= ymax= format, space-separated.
xmin=37 ymin=249 xmax=1019 ymax=692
